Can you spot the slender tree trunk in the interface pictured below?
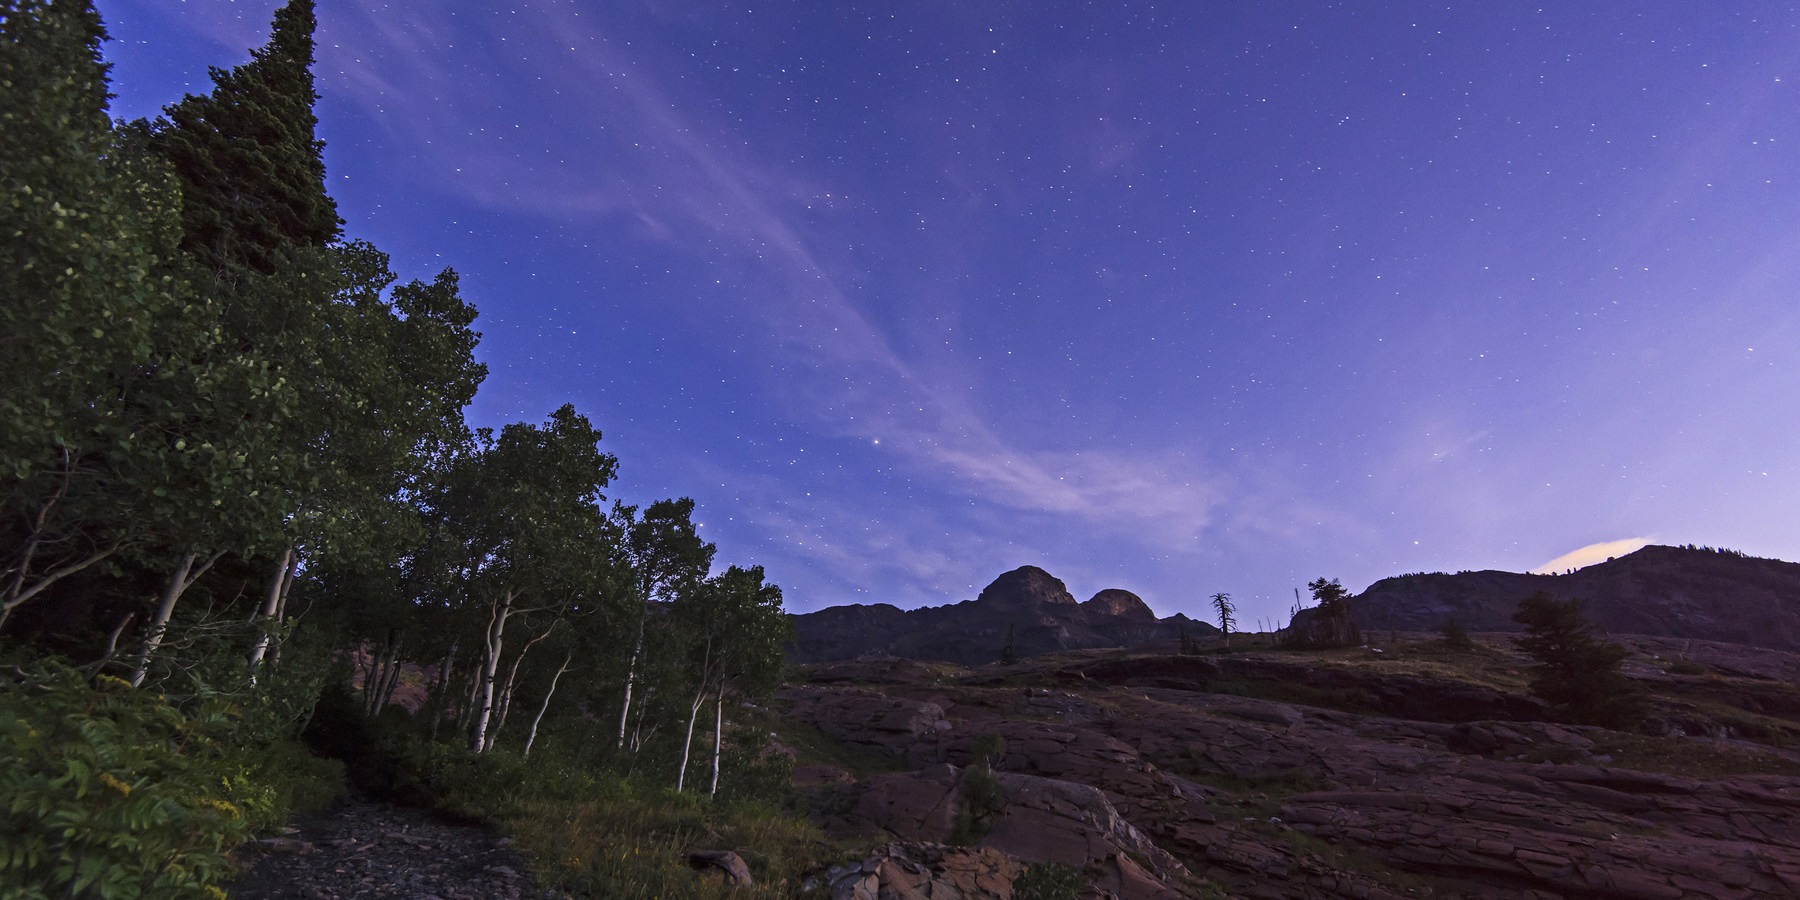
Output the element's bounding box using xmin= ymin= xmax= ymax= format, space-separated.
xmin=458 ymin=654 xmax=483 ymax=733
xmin=492 ymin=626 xmax=553 ymax=741
xmin=266 ymin=556 xmax=300 ymax=669
xmin=130 ymin=549 xmax=225 ymax=687
xmin=429 ymin=644 xmax=457 ymax=743
xmin=676 ymin=687 xmax=705 ymax=793
xmin=246 ymin=546 xmax=296 ymax=681
xmin=523 ymin=650 xmax=574 ymax=759
xmin=676 ymin=636 xmax=713 ymax=793
xmin=470 ymin=591 xmax=513 ymax=753
xmin=709 ymin=688 xmax=724 ymax=797
xmin=361 ymin=639 xmax=380 ymax=715
xmin=615 ymin=611 xmax=646 ymax=750
xmin=372 ymin=634 xmax=404 ymax=717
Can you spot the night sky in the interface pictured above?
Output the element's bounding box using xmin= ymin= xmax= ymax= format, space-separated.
xmin=94 ymin=2 xmax=1800 ymax=626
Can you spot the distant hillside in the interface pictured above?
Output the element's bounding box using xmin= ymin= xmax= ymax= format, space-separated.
xmin=1349 ymin=545 xmax=1800 ymax=652
xmin=788 ymin=566 xmax=1215 ymax=665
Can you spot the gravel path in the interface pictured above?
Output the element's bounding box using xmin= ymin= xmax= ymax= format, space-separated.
xmin=229 ymin=800 xmax=572 ymax=900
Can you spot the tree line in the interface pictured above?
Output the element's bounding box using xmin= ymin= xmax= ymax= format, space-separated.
xmin=2 ymin=0 xmax=786 ymax=797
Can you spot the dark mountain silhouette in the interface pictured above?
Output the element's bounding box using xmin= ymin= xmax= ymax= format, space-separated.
xmin=1346 ymin=545 xmax=1800 ymax=652
xmin=787 ymin=565 xmax=1216 ymax=665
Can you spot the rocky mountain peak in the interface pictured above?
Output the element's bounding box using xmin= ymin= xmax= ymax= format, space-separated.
xmin=1082 ymin=588 xmax=1155 ymax=620
xmin=975 ymin=565 xmax=1078 ymax=608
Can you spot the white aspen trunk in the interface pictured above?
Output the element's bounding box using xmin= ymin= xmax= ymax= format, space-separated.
xmin=246 ymin=546 xmax=295 ymax=680
xmin=675 ymin=635 xmax=713 ymax=793
xmin=615 ymin=613 xmax=646 ymax=750
xmin=470 ymin=591 xmax=513 ymax=754
xmin=709 ymin=688 xmax=724 ymax=797
xmin=676 ymin=686 xmax=706 ymax=793
xmin=130 ymin=550 xmax=224 ymax=687
xmin=266 ymin=553 xmax=300 ymax=669
xmin=492 ymin=627 xmax=553 ymax=741
xmin=523 ymin=650 xmax=573 ymax=759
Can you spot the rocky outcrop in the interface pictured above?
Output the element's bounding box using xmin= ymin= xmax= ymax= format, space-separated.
xmin=1081 ymin=589 xmax=1154 ymax=620
xmin=1278 ymin=764 xmax=1800 ymax=898
xmin=978 ymin=566 xmax=1079 ymax=609
xmin=827 ymin=764 xmax=1193 ymax=899
xmin=788 ymin=567 xmax=1218 ymax=666
xmin=1348 ymin=545 xmax=1800 ymax=652
xmin=787 ymin=638 xmax=1800 ymax=899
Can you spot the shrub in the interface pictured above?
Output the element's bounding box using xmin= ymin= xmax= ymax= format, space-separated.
xmin=0 ymin=661 xmax=261 ymax=898
xmin=1440 ymin=618 xmax=1475 ymax=650
xmin=949 ymin=734 xmax=1008 ymax=846
xmin=1512 ymin=592 xmax=1648 ymax=729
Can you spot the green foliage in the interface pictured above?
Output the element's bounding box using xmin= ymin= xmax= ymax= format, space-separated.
xmin=1014 ymin=863 xmax=1086 ymax=900
xmin=1512 ymin=592 xmax=1648 ymax=729
xmin=949 ymin=733 xmax=1009 ymax=846
xmin=0 ymin=661 xmax=261 ymax=898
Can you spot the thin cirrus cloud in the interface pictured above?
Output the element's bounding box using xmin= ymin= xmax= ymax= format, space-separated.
xmin=1531 ymin=538 xmax=1655 ymax=575
xmin=315 ymin=4 xmax=1229 ymax=555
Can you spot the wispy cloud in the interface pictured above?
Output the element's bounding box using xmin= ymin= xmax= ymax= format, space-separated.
xmin=323 ymin=3 xmax=1227 ymax=550
xmin=1531 ymin=537 xmax=1654 ymax=574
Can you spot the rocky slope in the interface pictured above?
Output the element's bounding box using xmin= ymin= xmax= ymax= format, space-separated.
xmin=1346 ymin=545 xmax=1800 ymax=652
xmin=788 ymin=566 xmax=1216 ymax=666
xmin=780 ymin=635 xmax=1800 ymax=899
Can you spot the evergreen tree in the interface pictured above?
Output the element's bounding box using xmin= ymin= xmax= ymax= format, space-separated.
xmin=1512 ymin=592 xmax=1647 ymax=729
xmin=151 ymin=0 xmax=338 ymax=273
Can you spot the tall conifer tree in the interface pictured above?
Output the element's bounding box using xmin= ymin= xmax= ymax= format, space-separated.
xmin=152 ymin=0 xmax=339 ymax=273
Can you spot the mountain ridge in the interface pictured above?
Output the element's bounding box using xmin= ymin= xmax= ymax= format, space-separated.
xmin=787 ymin=565 xmax=1216 ymax=665
xmin=1347 ymin=544 xmax=1800 ymax=652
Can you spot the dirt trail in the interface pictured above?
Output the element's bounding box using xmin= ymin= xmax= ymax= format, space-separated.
xmin=229 ymin=799 xmax=570 ymax=900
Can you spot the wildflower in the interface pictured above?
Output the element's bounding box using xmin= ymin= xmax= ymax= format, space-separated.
xmin=198 ymin=798 xmax=241 ymax=819
xmin=98 ymin=773 xmax=132 ymax=796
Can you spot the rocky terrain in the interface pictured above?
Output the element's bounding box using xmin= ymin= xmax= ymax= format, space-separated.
xmin=1343 ymin=546 xmax=1800 ymax=653
xmin=789 ymin=566 xmax=1216 ymax=666
xmin=778 ymin=634 xmax=1800 ymax=898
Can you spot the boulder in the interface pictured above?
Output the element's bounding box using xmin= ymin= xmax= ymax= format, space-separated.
xmin=688 ymin=850 xmax=753 ymax=888
xmin=819 ymin=842 xmax=1024 ymax=900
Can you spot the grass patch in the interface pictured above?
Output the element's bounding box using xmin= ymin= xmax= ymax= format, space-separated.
xmin=501 ymin=780 xmax=840 ymax=899
xmin=1588 ymin=732 xmax=1800 ymax=779
xmin=1203 ymin=678 xmax=1380 ymax=715
xmin=769 ymin=719 xmax=905 ymax=780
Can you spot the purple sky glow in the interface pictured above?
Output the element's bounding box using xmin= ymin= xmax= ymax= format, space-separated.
xmin=95 ymin=1 xmax=1800 ymax=626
